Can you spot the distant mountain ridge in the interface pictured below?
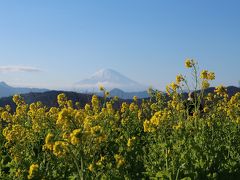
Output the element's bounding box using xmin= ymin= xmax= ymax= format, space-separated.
xmin=108 ymin=88 xmax=149 ymax=99
xmin=0 ymin=86 xmax=239 ymax=112
xmin=0 ymin=81 xmax=48 ymax=98
xmin=74 ymin=68 xmax=147 ymax=92
xmin=0 ymin=90 xmax=133 ymax=112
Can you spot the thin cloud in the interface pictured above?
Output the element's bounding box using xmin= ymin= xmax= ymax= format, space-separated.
xmin=0 ymin=66 xmax=41 ymax=73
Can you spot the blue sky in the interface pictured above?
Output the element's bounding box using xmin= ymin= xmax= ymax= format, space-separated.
xmin=0 ymin=0 xmax=240 ymax=90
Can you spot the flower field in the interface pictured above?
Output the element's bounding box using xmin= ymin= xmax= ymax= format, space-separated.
xmin=0 ymin=60 xmax=240 ymax=179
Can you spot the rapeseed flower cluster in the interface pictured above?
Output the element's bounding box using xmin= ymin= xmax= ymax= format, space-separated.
xmin=0 ymin=60 xmax=239 ymax=179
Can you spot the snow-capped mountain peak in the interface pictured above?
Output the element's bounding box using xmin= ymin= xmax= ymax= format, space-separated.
xmin=91 ymin=69 xmax=125 ymax=80
xmin=74 ymin=69 xmax=147 ymax=92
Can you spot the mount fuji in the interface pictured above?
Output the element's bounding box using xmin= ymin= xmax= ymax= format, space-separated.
xmin=73 ymin=69 xmax=147 ymax=92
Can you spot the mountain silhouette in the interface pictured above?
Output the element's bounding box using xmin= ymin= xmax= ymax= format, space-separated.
xmin=74 ymin=69 xmax=147 ymax=92
xmin=0 ymin=81 xmax=48 ymax=98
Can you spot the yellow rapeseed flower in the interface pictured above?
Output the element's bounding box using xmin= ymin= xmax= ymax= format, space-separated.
xmin=29 ymin=103 xmax=37 ymax=111
xmin=70 ymin=129 xmax=81 ymax=145
xmin=53 ymin=141 xmax=68 ymax=157
xmin=214 ymin=85 xmax=227 ymax=97
xmin=90 ymin=125 xmax=102 ymax=136
xmin=129 ymin=103 xmax=136 ymax=112
xmin=143 ymin=120 xmax=151 ymax=132
xmin=170 ymin=82 xmax=179 ymax=91
xmin=202 ymin=80 xmax=210 ymax=89
xmin=56 ymin=108 xmax=71 ymax=130
xmin=114 ymin=154 xmax=125 ymax=168
xmin=96 ymin=155 xmax=105 ymax=167
xmin=113 ymin=96 xmax=119 ymax=101
xmin=106 ymin=102 xmax=114 ymax=114
xmin=150 ymin=111 xmax=163 ymax=126
xmin=88 ymin=164 xmax=94 ymax=172
xmin=91 ymin=95 xmax=99 ymax=111
xmin=13 ymin=94 xmax=25 ymax=106
xmin=62 ymin=132 xmax=70 ymax=141
xmin=105 ymin=91 xmax=110 ymax=97
xmin=57 ymin=93 xmax=67 ymax=106
xmin=206 ymin=93 xmax=214 ymax=101
xmin=166 ymin=85 xmax=171 ymax=95
xmin=173 ymin=122 xmax=182 ymax=130
xmin=1 ymin=111 xmax=10 ymax=121
xmin=67 ymin=100 xmax=73 ymax=108
xmin=44 ymin=133 xmax=55 ymax=150
xmin=5 ymin=105 xmax=11 ymax=112
xmin=207 ymin=72 xmax=215 ymax=80
xmin=185 ymin=59 xmax=194 ymax=68
xmin=127 ymin=136 xmax=136 ymax=147
xmin=27 ymin=164 xmax=39 ymax=179
xmin=121 ymin=102 xmax=128 ymax=113
xmin=176 ymin=74 xmax=184 ymax=84
xmin=85 ymin=104 xmax=91 ymax=111
xmin=15 ymin=168 xmax=21 ymax=178
xmin=133 ymin=96 xmax=138 ymax=101
xmin=204 ymin=107 xmax=210 ymax=113
xmin=99 ymin=85 xmax=104 ymax=91
xmin=200 ymin=70 xmax=208 ymax=79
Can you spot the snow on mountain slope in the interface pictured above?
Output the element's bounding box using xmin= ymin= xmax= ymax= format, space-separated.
xmin=74 ymin=69 xmax=147 ymax=92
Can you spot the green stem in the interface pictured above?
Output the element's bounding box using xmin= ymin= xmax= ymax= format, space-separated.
xmin=81 ymin=156 xmax=84 ymax=180
xmin=73 ymin=155 xmax=82 ymax=180
xmin=69 ymin=146 xmax=82 ymax=180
